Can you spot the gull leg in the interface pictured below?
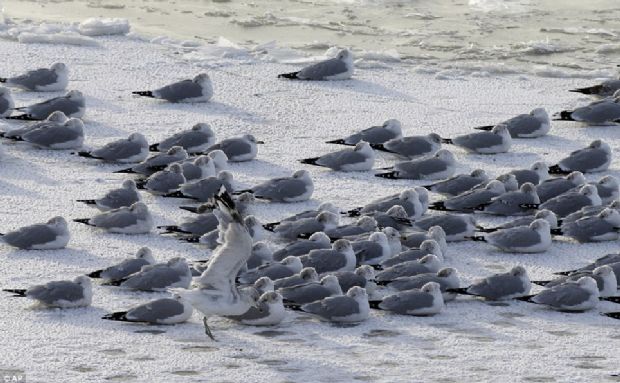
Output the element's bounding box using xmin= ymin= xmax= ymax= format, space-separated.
xmin=203 ymin=316 xmax=216 ymax=341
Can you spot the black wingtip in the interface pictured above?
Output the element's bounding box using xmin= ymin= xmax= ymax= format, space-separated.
xmin=179 ymin=206 xmax=200 ymax=213
xmin=370 ymin=143 xmax=390 ymax=152
xmin=550 ymin=228 xmax=563 ymax=236
xmin=102 ymin=311 xmax=129 ymax=321
xmin=428 ymin=202 xmax=448 ymax=211
xmin=73 ymin=218 xmax=93 ymax=226
xmin=568 ymin=85 xmax=600 ymax=95
xmin=547 ymin=164 xmax=569 ymax=175
xmin=368 ymin=300 xmax=382 ymax=310
xmin=135 ymin=181 xmax=146 ymax=190
xmin=157 ymin=225 xmax=190 ymax=235
xmin=263 ymin=222 xmax=279 ymax=232
xmin=0 ymin=78 xmax=6 ymax=83
xmin=519 ymin=203 xmax=540 ymax=209
xmin=375 ymin=171 xmax=400 ymax=179
xmin=76 ymin=151 xmax=97 ymax=159
xmin=76 ymin=199 xmax=96 ymax=206
xmin=5 ymin=114 xmax=37 ymax=121
xmin=149 ymin=143 xmax=160 ymax=152
xmin=2 ymin=289 xmax=27 ymax=297
xmin=553 ymin=270 xmax=573 ymax=276
xmin=553 ymin=111 xmax=575 ymax=121
xmin=179 ymin=236 xmax=200 ymax=243
xmin=602 ymin=312 xmax=620 ymax=320
xmin=299 ymin=157 xmax=320 ymax=166
xmin=441 ymin=138 xmax=453 ymax=144
xmin=278 ymin=71 xmax=300 ymax=80
xmin=601 ymin=296 xmax=620 ymax=304
xmin=113 ymin=168 xmax=136 ymax=174
xmin=132 ymin=90 xmax=155 ymax=98
xmin=476 ymin=226 xmax=498 ymax=233
xmin=346 ymin=208 xmax=362 ymax=217
xmin=515 ymin=294 xmax=536 ymax=303
xmin=445 ymin=287 xmax=473 ymax=295
xmin=87 ymin=270 xmax=103 ymax=278
xmin=284 ymin=302 xmax=304 ymax=311
xmin=326 ymin=139 xmax=347 ymax=145
xmin=371 ymin=264 xmax=384 ymax=271
xmin=465 ymin=235 xmax=486 ymax=242
xmin=163 ymin=190 xmax=189 ymax=199
xmin=473 ymin=125 xmax=494 ymax=131
xmin=531 ymin=280 xmax=550 ymax=286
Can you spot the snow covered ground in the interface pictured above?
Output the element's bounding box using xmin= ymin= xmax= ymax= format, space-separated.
xmin=0 ymin=21 xmax=619 ymax=383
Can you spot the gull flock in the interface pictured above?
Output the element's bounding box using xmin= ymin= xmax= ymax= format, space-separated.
xmin=1 ymin=50 xmax=620 ymax=341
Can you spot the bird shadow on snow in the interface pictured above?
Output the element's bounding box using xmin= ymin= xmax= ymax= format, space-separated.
xmin=0 ymin=178 xmax=42 ymax=199
xmin=150 ymin=100 xmax=269 ymax=125
xmin=308 ymin=79 xmax=418 ymax=102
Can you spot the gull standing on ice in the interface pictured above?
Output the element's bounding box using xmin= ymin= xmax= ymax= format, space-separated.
xmin=375 ymin=149 xmax=456 ymax=180
xmin=300 ymin=141 xmax=375 ymax=171
xmin=371 ymin=282 xmax=444 ymax=316
xmin=77 ymin=179 xmax=141 ymax=211
xmin=278 ymin=49 xmax=354 ymax=81
xmin=3 ymin=276 xmax=91 ymax=308
xmin=447 ymin=266 xmax=531 ymax=300
xmin=102 ymin=293 xmax=193 ymax=325
xmin=77 ymin=133 xmax=149 ymax=163
xmin=298 ymin=286 xmax=370 ymax=323
xmin=469 ymin=219 xmax=551 ymax=253
xmin=132 ymin=73 xmax=213 ymax=103
xmin=371 ymin=133 xmax=442 ymax=159
xmin=204 ymin=134 xmax=261 ymax=162
xmin=108 ymin=257 xmax=192 ymax=291
xmin=473 ymin=108 xmax=550 ymax=138
xmin=326 ymin=119 xmax=402 ymax=146
xmin=8 ymin=90 xmax=85 ymax=120
xmin=235 ymin=170 xmax=314 ymax=202
xmin=0 ymin=87 xmax=14 ymax=117
xmin=0 ymin=63 xmax=68 ymax=92
xmin=0 ymin=216 xmax=70 ymax=250
xmin=518 ymin=277 xmax=600 ymax=311
xmin=441 ymin=125 xmax=512 ymax=154
xmin=149 ymin=123 xmax=216 ymax=153
xmin=73 ymin=202 xmax=154 ymax=234
xmin=423 ymin=169 xmax=488 ymax=196
xmin=87 ymin=247 xmax=156 ymax=282
xmin=548 ymin=140 xmax=611 ymax=174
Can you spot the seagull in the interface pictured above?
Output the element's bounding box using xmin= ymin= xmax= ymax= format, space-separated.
xmin=548 ymin=140 xmax=612 ymax=175
xmin=366 ymin=205 xmax=412 ymax=231
xmin=73 ymin=202 xmax=154 ymax=234
xmin=299 ymin=239 xmax=356 ymax=274
xmin=9 ymin=118 xmax=84 ymax=150
xmin=441 ymin=125 xmax=512 ymax=154
xmin=506 ymin=162 xmax=549 ymax=186
xmin=263 ymin=202 xmax=339 ymax=231
xmin=235 ymin=170 xmax=314 ymax=203
xmin=280 ymin=275 xmax=343 ymax=305
xmin=562 ymin=200 xmax=620 ymax=225
xmin=468 ymin=219 xmax=551 ymax=253
xmin=0 ymin=86 xmax=14 ymax=117
xmin=532 ymin=265 xmax=617 ymax=298
xmin=326 ymin=119 xmax=402 ymax=146
xmin=87 ymin=247 xmax=156 ymax=282
xmin=473 ymin=108 xmax=550 ymax=138
xmin=555 ymin=208 xmax=620 ymax=242
xmin=238 ymin=257 xmax=304 ymax=284
xmin=346 ymin=189 xmax=424 ymax=218
xmin=298 ymin=286 xmax=370 ymax=323
xmin=569 ymin=175 xmax=620 ymax=205
xmin=246 ymin=242 xmax=274 ymax=270
xmin=115 ymin=146 xmax=188 ymax=175
xmin=106 ymin=257 xmax=192 ymax=291
xmin=208 ymin=150 xmax=229 ymax=172
xmin=375 ymin=149 xmax=456 ymax=180
xmin=330 ymin=265 xmax=376 ymax=293
xmin=350 ymin=232 xmax=392 ymax=266
xmin=423 ymin=169 xmax=489 ymax=196
xmin=273 ymin=267 xmax=319 ymax=290
xmin=383 ymin=268 xmax=460 ymax=302
xmin=535 ymin=171 xmax=586 ymax=203
xmin=380 ymin=240 xmax=444 ymax=268
xmin=181 ymin=155 xmax=216 ymax=181
xmin=102 ymin=293 xmax=193 ymax=325
xmin=165 ymin=171 xmax=234 ymax=202
xmin=272 ymin=211 xmax=340 ymax=240
xmin=77 ymin=133 xmax=149 ymax=163
xmin=554 ymin=96 xmax=620 ymax=125
xmin=371 ymin=282 xmax=444 ymax=316
xmin=429 ymin=180 xmax=506 ymax=212
xmin=410 ymin=214 xmax=477 ymax=242
xmin=1 ymin=216 xmax=70 ymax=250
xmin=7 ymin=90 xmax=85 ymax=121
xmin=0 ymin=110 xmax=67 ymax=138
xmin=555 ymin=253 xmax=620 ymax=275
xmin=132 ymin=73 xmax=213 ymax=103
xmin=149 ymin=123 xmax=216 ymax=153
xmin=139 ymin=163 xmax=187 ymax=195
xmin=272 ymin=232 xmax=332 ymax=261
xmin=371 ymin=133 xmax=442 ymax=159
xmin=179 ymin=192 xmax=254 ymax=216
xmin=474 ymin=182 xmax=539 ymax=216
xmin=278 ymin=49 xmax=354 ymax=80
xmin=517 ymin=277 xmax=600 ymax=311
xmin=400 ymin=226 xmax=448 ymax=252
xmin=476 ymin=209 xmax=558 ymax=233
xmin=0 ymin=62 xmax=69 ymax=92
xmin=324 ymin=216 xmax=377 ymax=240
xmin=569 ymin=79 xmax=620 ymax=97
xmin=204 ymin=134 xmax=261 ymax=162
xmin=447 ymin=266 xmax=531 ymax=300
xmin=225 ymin=291 xmax=286 ymax=326
xmin=3 ymin=275 xmax=92 ymax=308
xmin=300 ymin=141 xmax=375 ymax=172
xmin=158 ymin=210 xmax=219 ymax=236
xmin=77 ymin=180 xmax=141 ymax=211
xmin=537 ymin=184 xmax=602 ymax=218
xmin=375 ymin=254 xmax=442 ymax=282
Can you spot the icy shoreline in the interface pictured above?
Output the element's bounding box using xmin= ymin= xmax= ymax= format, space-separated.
xmin=0 ymin=20 xmax=618 ymax=383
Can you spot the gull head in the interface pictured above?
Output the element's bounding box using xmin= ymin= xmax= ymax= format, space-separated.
xmin=309 ymin=231 xmax=331 ymax=244
xmin=300 ymin=267 xmax=319 ymax=282
xmin=136 ymin=247 xmax=155 ymax=263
